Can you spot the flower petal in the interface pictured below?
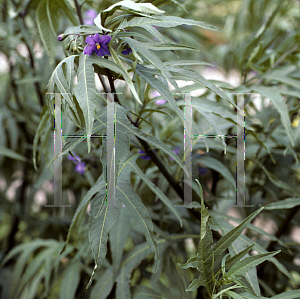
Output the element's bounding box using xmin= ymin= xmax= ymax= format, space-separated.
xmin=99 ymin=35 xmax=111 ymax=45
xmin=85 ymin=35 xmax=95 ymax=45
xmin=75 ymin=162 xmax=86 ymax=174
xmin=84 ymin=45 xmax=95 ymax=55
xmin=92 ymin=33 xmax=101 ymax=43
xmin=97 ymin=47 xmax=110 ymax=56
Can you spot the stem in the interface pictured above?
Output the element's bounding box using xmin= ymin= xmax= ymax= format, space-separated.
xmin=97 ymin=73 xmax=110 ymax=94
xmin=21 ymin=18 xmax=44 ymax=107
xmin=74 ymin=0 xmax=84 ymax=25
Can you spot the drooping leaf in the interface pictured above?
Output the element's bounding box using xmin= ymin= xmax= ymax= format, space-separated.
xmin=36 ymin=0 xmax=60 ymax=64
xmin=252 ymin=86 xmax=294 ymax=146
xmin=61 ymin=174 xmax=106 ymax=254
xmin=59 ymin=261 xmax=82 ymax=299
xmin=87 ymin=187 xmax=120 ymax=288
xmin=90 ymin=266 xmax=115 ymax=299
xmin=119 ymin=154 xmax=182 ymax=226
xmin=116 ymin=162 xmax=160 ymax=275
xmin=109 ymin=205 xmax=132 ymax=275
xmin=73 ymin=54 xmax=97 ymax=152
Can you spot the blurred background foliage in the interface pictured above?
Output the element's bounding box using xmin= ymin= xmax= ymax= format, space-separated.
xmin=0 ymin=0 xmax=299 ymax=298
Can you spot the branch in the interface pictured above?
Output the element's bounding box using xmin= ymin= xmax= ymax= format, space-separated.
xmin=74 ymin=0 xmax=84 ymax=25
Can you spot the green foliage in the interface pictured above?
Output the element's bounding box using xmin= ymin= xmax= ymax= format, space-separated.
xmin=0 ymin=0 xmax=300 ymax=298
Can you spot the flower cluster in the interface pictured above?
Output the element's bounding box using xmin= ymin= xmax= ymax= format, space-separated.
xmin=68 ymin=153 xmax=86 ymax=174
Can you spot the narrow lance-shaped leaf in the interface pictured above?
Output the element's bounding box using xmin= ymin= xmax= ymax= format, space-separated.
xmin=224 ymin=250 xmax=280 ymax=280
xmin=120 ymin=15 xmax=222 ymax=32
xmin=61 ymin=174 xmax=106 ymax=254
xmin=108 ymin=45 xmax=142 ymax=105
xmin=252 ymin=86 xmax=294 ymax=146
xmin=116 ymin=163 xmax=160 ymax=274
xmin=87 ymin=187 xmax=120 ymax=289
xmin=207 ymin=208 xmax=264 ymax=264
xmin=119 ymin=154 xmax=182 ymax=226
xmin=73 ymin=54 xmax=97 ymax=152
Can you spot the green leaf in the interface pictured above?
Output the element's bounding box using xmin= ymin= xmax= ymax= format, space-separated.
xmin=169 ymin=66 xmax=238 ymax=109
xmin=271 ymin=290 xmax=300 ymax=299
xmin=164 ymin=60 xmax=214 ymax=67
xmin=121 ymin=15 xmax=222 ymax=32
xmin=120 ymin=154 xmax=182 ymax=226
xmin=135 ymin=67 xmax=185 ymax=126
xmin=73 ymin=54 xmax=97 ymax=152
xmin=251 ymin=159 xmax=297 ymax=196
xmin=57 ymin=0 xmax=78 ymax=26
xmin=36 ymin=0 xmax=60 ymax=64
xmin=87 ymin=188 xmax=120 ymax=289
xmin=193 ymin=180 xmax=213 ymax=296
xmin=209 ymin=208 xmax=264 ymax=263
xmin=133 ymin=285 xmax=167 ymax=299
xmin=108 ymin=45 xmax=142 ymax=105
xmin=140 ymin=108 xmax=174 ymax=119
xmin=260 ymin=197 xmax=300 ymax=210
xmin=116 ymin=234 xmax=199 ymax=299
xmin=186 ymin=277 xmax=206 ymax=291
xmin=59 ymin=261 xmax=82 ymax=299
xmin=116 ymin=163 xmax=160 ymax=274
xmin=0 ymin=146 xmax=27 ymax=162
xmin=214 ymin=244 xmax=255 ymax=278
xmin=138 ymin=24 xmax=173 ymax=43
xmin=197 ymin=155 xmax=236 ymax=190
xmin=224 ymin=251 xmax=280 ymax=280
xmin=103 ymin=1 xmax=165 ymax=15
xmin=122 ymin=37 xmax=180 ymax=91
xmin=90 ymin=266 xmax=115 ymax=299
xmin=47 ymin=55 xmax=80 ymax=126
xmin=61 ymin=174 xmax=106 ymax=254
xmin=109 ymin=205 xmax=132 ymax=275
xmin=239 ymin=292 xmax=268 ymax=299
xmin=94 ymin=13 xmax=112 ymax=32
xmin=110 ymin=106 xmax=188 ymax=176
xmin=89 ymin=55 xmax=141 ymax=105
xmin=210 ymin=212 xmax=294 ymax=281
xmin=225 ymin=291 xmax=250 ymax=299
xmin=125 ymin=41 xmax=199 ymax=52
xmin=251 ymin=86 xmax=294 ymax=146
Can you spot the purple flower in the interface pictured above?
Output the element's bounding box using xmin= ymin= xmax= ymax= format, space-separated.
xmin=122 ymin=47 xmax=132 ymax=55
xmin=138 ymin=149 xmax=151 ymax=160
xmin=155 ymin=99 xmax=167 ymax=105
xmin=84 ymin=9 xmax=98 ymax=25
xmin=84 ymin=33 xmax=111 ymax=57
xmin=68 ymin=153 xmax=86 ymax=174
xmin=75 ymin=162 xmax=86 ymax=174
xmin=169 ymin=147 xmax=180 ymax=161
xmin=152 ymin=91 xmax=167 ymax=105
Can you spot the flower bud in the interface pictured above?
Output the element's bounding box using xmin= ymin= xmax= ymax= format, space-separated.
xmin=57 ymin=34 xmax=67 ymax=41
